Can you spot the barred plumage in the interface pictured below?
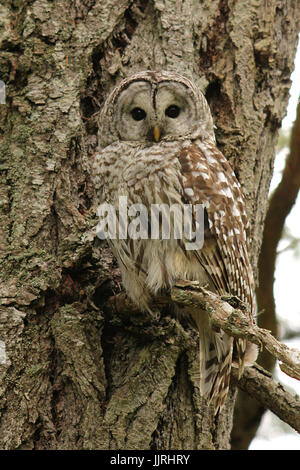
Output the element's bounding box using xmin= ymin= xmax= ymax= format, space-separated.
xmin=92 ymin=71 xmax=257 ymax=413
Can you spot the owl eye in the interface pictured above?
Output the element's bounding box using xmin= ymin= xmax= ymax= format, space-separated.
xmin=165 ymin=105 xmax=180 ymax=118
xmin=131 ymin=107 xmax=146 ymax=121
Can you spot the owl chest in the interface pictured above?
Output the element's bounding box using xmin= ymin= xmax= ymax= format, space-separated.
xmin=101 ymin=149 xmax=182 ymax=205
xmin=98 ymin=145 xmax=214 ymax=291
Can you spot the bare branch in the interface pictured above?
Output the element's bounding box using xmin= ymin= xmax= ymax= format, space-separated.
xmin=109 ymin=282 xmax=300 ymax=381
xmin=231 ymin=365 xmax=300 ymax=434
xmin=170 ymin=281 xmax=300 ymax=381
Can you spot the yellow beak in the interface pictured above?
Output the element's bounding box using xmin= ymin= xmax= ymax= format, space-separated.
xmin=153 ymin=125 xmax=160 ymax=142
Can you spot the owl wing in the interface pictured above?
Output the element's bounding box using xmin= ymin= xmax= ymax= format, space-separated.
xmin=177 ymin=140 xmax=256 ymax=411
xmin=178 ymin=141 xmax=255 ymax=312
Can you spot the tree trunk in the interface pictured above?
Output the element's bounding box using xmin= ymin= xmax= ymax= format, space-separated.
xmin=0 ymin=0 xmax=299 ymax=450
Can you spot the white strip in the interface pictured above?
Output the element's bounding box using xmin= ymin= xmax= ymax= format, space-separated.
xmin=0 ymin=340 xmax=7 ymax=365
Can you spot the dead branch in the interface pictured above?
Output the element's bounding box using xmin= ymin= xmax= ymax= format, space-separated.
xmin=170 ymin=281 xmax=300 ymax=381
xmin=231 ymin=365 xmax=300 ymax=434
xmin=109 ymin=282 xmax=300 ymax=381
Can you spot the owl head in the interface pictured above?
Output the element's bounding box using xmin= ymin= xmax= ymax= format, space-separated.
xmin=98 ymin=71 xmax=215 ymax=148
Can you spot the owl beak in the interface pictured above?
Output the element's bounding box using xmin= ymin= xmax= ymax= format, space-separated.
xmin=153 ymin=125 xmax=160 ymax=142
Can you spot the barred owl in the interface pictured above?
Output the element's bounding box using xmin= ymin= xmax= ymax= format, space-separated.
xmin=92 ymin=71 xmax=257 ymax=413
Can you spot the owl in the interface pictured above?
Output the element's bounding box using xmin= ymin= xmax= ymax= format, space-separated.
xmin=92 ymin=71 xmax=257 ymax=413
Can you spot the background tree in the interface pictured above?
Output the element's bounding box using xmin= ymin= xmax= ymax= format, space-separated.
xmin=231 ymin=96 xmax=300 ymax=449
xmin=0 ymin=0 xmax=299 ymax=450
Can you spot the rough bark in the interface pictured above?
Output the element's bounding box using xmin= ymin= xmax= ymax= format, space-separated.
xmin=0 ymin=0 xmax=299 ymax=450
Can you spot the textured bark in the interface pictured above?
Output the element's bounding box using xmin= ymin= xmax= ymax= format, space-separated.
xmin=0 ymin=0 xmax=299 ymax=450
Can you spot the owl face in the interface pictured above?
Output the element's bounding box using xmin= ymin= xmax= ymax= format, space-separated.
xmin=98 ymin=71 xmax=215 ymax=148
xmin=113 ymin=78 xmax=199 ymax=143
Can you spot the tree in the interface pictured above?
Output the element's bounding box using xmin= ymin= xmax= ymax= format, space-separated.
xmin=0 ymin=0 xmax=299 ymax=450
xmin=231 ymin=97 xmax=300 ymax=449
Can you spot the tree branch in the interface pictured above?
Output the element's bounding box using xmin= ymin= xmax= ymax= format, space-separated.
xmin=108 ymin=281 xmax=300 ymax=432
xmin=170 ymin=281 xmax=300 ymax=381
xmin=231 ymin=365 xmax=300 ymax=434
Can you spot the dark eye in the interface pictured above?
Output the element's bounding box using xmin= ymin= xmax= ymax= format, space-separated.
xmin=131 ymin=107 xmax=146 ymax=121
xmin=165 ymin=105 xmax=180 ymax=118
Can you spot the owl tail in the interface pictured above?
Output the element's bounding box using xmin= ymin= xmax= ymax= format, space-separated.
xmin=193 ymin=313 xmax=234 ymax=414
